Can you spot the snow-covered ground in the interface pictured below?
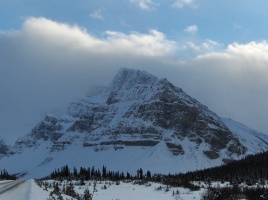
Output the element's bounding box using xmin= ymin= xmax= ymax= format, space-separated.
xmin=1 ymin=179 xmax=268 ymax=200
xmin=91 ymin=181 xmax=204 ymax=200
xmin=0 ymin=179 xmax=204 ymax=200
xmin=41 ymin=179 xmax=205 ymax=200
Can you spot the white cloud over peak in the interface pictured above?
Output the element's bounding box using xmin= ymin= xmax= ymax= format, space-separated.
xmin=104 ymin=29 xmax=177 ymax=56
xmin=172 ymin=0 xmax=198 ymax=9
xmin=129 ymin=0 xmax=159 ymax=11
xmin=184 ymin=25 xmax=198 ymax=33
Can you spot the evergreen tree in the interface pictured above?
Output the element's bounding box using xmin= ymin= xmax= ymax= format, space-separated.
xmin=102 ymin=166 xmax=107 ymax=179
xmin=0 ymin=169 xmax=16 ymax=180
xmin=91 ymin=166 xmax=95 ymax=178
xmin=137 ymin=168 xmax=143 ymax=179
xmin=83 ymin=188 xmax=92 ymax=200
xmin=80 ymin=177 xmax=85 ymax=185
xmin=65 ymin=183 xmax=76 ymax=197
xmin=86 ymin=167 xmax=91 ymax=180
xmin=146 ymin=170 xmax=152 ymax=180
xmin=73 ymin=167 xmax=78 ymax=177
xmin=126 ymin=172 xmax=131 ymax=180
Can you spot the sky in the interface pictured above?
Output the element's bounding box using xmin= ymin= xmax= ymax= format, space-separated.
xmin=1 ymin=0 xmax=268 ymax=144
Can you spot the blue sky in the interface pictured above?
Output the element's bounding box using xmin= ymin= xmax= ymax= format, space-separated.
xmin=1 ymin=0 xmax=268 ymax=143
xmin=2 ymin=0 xmax=268 ymax=45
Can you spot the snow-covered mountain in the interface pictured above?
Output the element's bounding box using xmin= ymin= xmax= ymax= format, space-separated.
xmin=1 ymin=68 xmax=268 ymax=179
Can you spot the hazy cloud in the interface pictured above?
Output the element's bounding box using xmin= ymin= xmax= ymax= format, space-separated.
xmin=189 ymin=41 xmax=268 ymax=134
xmin=185 ymin=39 xmax=223 ymax=53
xmin=129 ymin=0 xmax=159 ymax=11
xmin=172 ymin=0 xmax=198 ymax=9
xmin=90 ymin=10 xmax=104 ymax=20
xmin=184 ymin=25 xmax=198 ymax=33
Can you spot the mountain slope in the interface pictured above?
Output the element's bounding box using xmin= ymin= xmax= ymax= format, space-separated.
xmin=1 ymin=68 xmax=268 ymax=178
xmin=222 ymin=118 xmax=268 ymax=153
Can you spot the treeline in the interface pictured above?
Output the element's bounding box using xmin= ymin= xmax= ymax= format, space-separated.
xmin=45 ymin=165 xmax=199 ymax=191
xmin=0 ymin=169 xmax=17 ymax=180
xmin=174 ymin=151 xmax=268 ymax=185
xmin=44 ymin=150 xmax=268 ymax=192
xmin=48 ymin=165 xmax=152 ymax=182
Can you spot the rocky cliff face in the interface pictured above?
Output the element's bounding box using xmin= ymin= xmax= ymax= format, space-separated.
xmin=1 ymin=68 xmax=268 ymax=178
xmin=14 ymin=115 xmax=64 ymax=153
xmin=66 ymin=69 xmax=247 ymax=159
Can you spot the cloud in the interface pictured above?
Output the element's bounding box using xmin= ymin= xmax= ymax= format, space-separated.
xmin=187 ymin=41 xmax=268 ymax=134
xmin=103 ymin=29 xmax=177 ymax=56
xmin=197 ymin=41 xmax=268 ymax=63
xmin=90 ymin=10 xmax=104 ymax=20
xmin=172 ymin=0 xmax=198 ymax=9
xmin=20 ymin=17 xmax=177 ymax=57
xmin=129 ymin=0 xmax=159 ymax=11
xmin=184 ymin=25 xmax=198 ymax=33
xmin=120 ymin=19 xmax=132 ymax=28
xmin=184 ymin=39 xmax=223 ymax=53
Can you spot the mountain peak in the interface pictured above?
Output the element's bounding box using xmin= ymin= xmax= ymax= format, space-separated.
xmin=1 ymin=68 xmax=268 ymax=179
xmin=105 ymin=68 xmax=158 ymax=93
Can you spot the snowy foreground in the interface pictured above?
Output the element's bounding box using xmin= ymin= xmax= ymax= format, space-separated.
xmin=2 ymin=179 xmax=267 ymax=200
xmin=0 ymin=179 xmax=205 ymax=200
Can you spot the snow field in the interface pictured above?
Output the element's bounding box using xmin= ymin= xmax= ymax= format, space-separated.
xmin=91 ymin=181 xmax=203 ymax=200
xmin=2 ymin=179 xmax=267 ymax=200
xmin=44 ymin=180 xmax=204 ymax=200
